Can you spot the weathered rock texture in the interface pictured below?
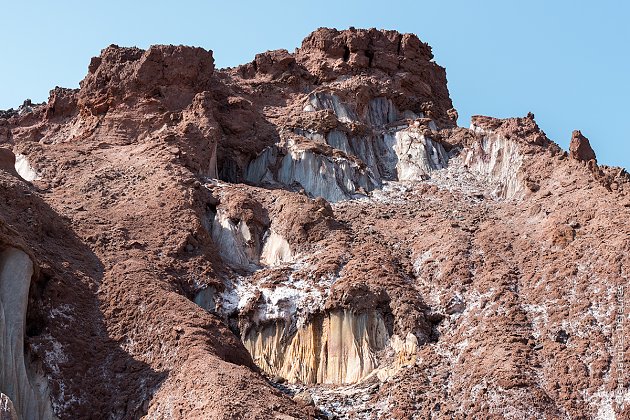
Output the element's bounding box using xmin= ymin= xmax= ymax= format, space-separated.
xmin=0 ymin=393 xmax=18 ymax=420
xmin=0 ymin=247 xmax=57 ymax=420
xmin=570 ymin=129 xmax=597 ymax=162
xmin=0 ymin=27 xmax=629 ymax=419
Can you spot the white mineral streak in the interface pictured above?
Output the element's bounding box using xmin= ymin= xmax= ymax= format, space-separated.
xmin=365 ymin=97 xmax=398 ymax=126
xmin=260 ymin=231 xmax=292 ymax=266
xmin=375 ymin=332 xmax=419 ymax=382
xmin=276 ymin=143 xmax=375 ymax=202
xmin=245 ymin=94 xmax=450 ymax=201
xmin=210 ymin=209 xmax=260 ymax=270
xmin=243 ymin=310 xmax=389 ymax=384
xmin=211 ymin=210 xmax=293 ymax=270
xmin=14 ymin=155 xmax=40 ymax=182
xmin=217 ymin=261 xmax=335 ymax=326
xmin=244 ymin=146 xmax=277 ymax=184
xmin=0 ymin=247 xmax=57 ymax=420
xmin=228 ymin=109 xmax=534 ymax=390
xmin=383 ymin=130 xmax=449 ymax=181
xmin=465 ymin=125 xmax=524 ymax=199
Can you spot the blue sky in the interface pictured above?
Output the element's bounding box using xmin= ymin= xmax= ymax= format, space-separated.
xmin=2 ymin=0 xmax=628 ymax=169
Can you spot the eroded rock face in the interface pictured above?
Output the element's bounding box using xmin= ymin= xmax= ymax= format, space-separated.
xmin=0 ymin=149 xmax=18 ymax=178
xmin=13 ymin=154 xmax=39 ymax=182
xmin=386 ymin=128 xmax=448 ymax=181
xmin=569 ymin=129 xmax=597 ymax=162
xmin=1 ymin=27 xmax=629 ymax=420
xmin=244 ymin=310 xmax=389 ymax=384
xmin=275 ymin=141 xmax=376 ymax=202
xmin=245 ymin=94 xmax=449 ymax=202
xmin=78 ymin=44 xmax=215 ymax=113
xmin=0 ymin=248 xmax=56 ymax=420
xmin=465 ymin=126 xmax=524 ymax=199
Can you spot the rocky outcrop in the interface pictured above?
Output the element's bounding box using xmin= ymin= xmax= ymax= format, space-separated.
xmin=0 ymin=247 xmax=56 ymax=420
xmin=465 ymin=126 xmax=525 ymax=199
xmin=1 ymin=27 xmax=629 ymax=420
xmin=569 ymin=129 xmax=597 ymax=162
xmin=463 ymin=114 xmax=562 ymax=199
xmin=13 ymin=155 xmax=39 ymax=182
xmin=244 ymin=310 xmax=389 ymax=384
xmin=295 ymin=28 xmax=455 ymax=127
xmin=78 ymin=44 xmax=215 ymax=114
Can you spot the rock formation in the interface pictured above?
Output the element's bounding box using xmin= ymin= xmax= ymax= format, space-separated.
xmin=570 ymin=129 xmax=597 ymax=162
xmin=1 ymin=393 xmax=18 ymax=420
xmin=0 ymin=247 xmax=57 ymax=420
xmin=0 ymin=27 xmax=629 ymax=419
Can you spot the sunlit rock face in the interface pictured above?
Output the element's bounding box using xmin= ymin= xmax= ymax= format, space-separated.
xmin=211 ymin=208 xmax=263 ymax=270
xmin=465 ymin=126 xmax=524 ymax=199
xmin=243 ymin=310 xmax=389 ymax=384
xmin=245 ymin=93 xmax=449 ymax=202
xmin=305 ymin=94 xmax=416 ymax=128
xmin=384 ymin=129 xmax=449 ymax=181
xmin=13 ymin=155 xmax=39 ymax=182
xmin=210 ymin=208 xmax=293 ymax=270
xmin=5 ymin=25 xmax=629 ymax=420
xmin=260 ymin=231 xmax=292 ymax=266
xmin=0 ymin=247 xmax=56 ymax=420
xmin=375 ymin=332 xmax=420 ymax=382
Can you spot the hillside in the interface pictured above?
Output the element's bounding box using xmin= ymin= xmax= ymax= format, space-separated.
xmin=0 ymin=27 xmax=629 ymax=419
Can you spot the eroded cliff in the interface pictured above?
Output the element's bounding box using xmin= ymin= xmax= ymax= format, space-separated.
xmin=0 ymin=27 xmax=629 ymax=419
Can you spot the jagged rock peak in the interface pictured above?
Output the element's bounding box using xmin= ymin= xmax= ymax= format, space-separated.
xmin=78 ymin=44 xmax=215 ymax=113
xmin=83 ymin=44 xmax=215 ymax=85
xmin=470 ymin=112 xmax=553 ymax=147
xmin=569 ymin=129 xmax=597 ymax=162
xmin=292 ymin=27 xmax=454 ymax=126
xmin=297 ymin=27 xmax=434 ymax=70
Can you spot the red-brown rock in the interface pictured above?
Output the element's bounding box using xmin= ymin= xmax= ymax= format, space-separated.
xmin=569 ymin=129 xmax=597 ymax=162
xmin=0 ymin=27 xmax=628 ymax=420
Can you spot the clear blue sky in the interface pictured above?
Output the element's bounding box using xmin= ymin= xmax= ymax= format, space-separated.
xmin=2 ymin=0 xmax=628 ymax=169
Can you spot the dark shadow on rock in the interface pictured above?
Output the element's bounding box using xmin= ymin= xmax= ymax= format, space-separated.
xmin=0 ymin=174 xmax=167 ymax=419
